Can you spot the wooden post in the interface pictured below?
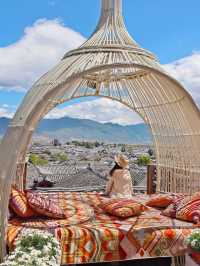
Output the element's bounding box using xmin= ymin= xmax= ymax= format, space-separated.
xmin=147 ymin=164 xmax=156 ymax=194
xmin=15 ymin=156 xmax=29 ymax=191
xmin=23 ymin=160 xmax=28 ymax=191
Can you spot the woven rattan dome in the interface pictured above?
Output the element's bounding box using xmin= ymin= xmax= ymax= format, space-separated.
xmin=0 ymin=0 xmax=200 ymax=258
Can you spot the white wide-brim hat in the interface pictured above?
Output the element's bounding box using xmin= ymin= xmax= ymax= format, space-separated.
xmin=114 ymin=154 xmax=129 ymax=168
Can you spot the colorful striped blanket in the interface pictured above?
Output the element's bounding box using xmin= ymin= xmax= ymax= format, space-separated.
xmin=7 ymin=192 xmax=198 ymax=265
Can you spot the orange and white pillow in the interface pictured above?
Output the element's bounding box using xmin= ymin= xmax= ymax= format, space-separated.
xmin=9 ymin=187 xmax=36 ymax=218
xmin=162 ymin=195 xmax=200 ymax=223
xmin=146 ymin=194 xmax=174 ymax=208
xmin=100 ymin=198 xmax=146 ymax=218
xmin=27 ymin=192 xmax=65 ymax=219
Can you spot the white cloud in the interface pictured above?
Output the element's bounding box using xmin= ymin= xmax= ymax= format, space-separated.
xmin=45 ymin=51 xmax=200 ymax=124
xmin=45 ymin=50 xmax=200 ymax=124
xmin=164 ymin=52 xmax=200 ymax=102
xmin=0 ymin=19 xmax=85 ymax=91
xmin=0 ymin=106 xmax=15 ymax=118
xmin=46 ymin=98 xmax=143 ymax=125
xmin=0 ymin=18 xmax=199 ymax=124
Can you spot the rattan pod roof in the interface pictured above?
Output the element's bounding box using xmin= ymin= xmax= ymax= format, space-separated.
xmin=0 ymin=0 xmax=200 ymax=258
xmin=1 ymin=0 xmax=200 ymax=199
xmin=5 ymin=0 xmax=199 ymax=195
xmin=12 ymin=0 xmax=171 ymax=126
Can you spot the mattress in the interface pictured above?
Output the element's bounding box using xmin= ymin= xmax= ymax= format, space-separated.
xmin=7 ymin=192 xmax=197 ymax=264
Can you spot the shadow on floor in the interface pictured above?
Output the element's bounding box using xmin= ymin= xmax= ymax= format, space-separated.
xmin=62 ymin=257 xmax=172 ymax=266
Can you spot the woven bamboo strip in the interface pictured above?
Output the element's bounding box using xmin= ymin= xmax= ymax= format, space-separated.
xmin=0 ymin=0 xmax=200 ymax=261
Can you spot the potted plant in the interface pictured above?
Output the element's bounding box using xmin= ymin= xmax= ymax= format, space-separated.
xmin=186 ymin=230 xmax=200 ymax=264
xmin=0 ymin=229 xmax=61 ymax=266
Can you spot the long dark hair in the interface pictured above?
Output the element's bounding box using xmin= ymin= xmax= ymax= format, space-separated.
xmin=109 ymin=162 xmax=123 ymax=176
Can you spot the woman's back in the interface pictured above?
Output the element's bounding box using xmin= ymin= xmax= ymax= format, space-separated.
xmin=106 ymin=168 xmax=133 ymax=197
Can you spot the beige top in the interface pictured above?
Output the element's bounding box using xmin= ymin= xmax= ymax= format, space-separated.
xmin=105 ymin=168 xmax=133 ymax=198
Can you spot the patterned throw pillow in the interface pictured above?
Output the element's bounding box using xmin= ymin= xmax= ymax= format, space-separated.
xmin=100 ymin=198 xmax=145 ymax=218
xmin=146 ymin=194 xmax=173 ymax=208
xmin=27 ymin=192 xmax=65 ymax=219
xmin=163 ymin=195 xmax=200 ymax=223
xmin=9 ymin=187 xmax=35 ymax=218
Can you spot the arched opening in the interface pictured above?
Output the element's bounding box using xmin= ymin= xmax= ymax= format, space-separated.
xmin=1 ymin=0 xmax=200 ymax=262
xmin=1 ymin=62 xmax=200 ymax=261
xmin=25 ymin=96 xmax=152 ymax=193
xmin=9 ymin=63 xmax=200 ymax=195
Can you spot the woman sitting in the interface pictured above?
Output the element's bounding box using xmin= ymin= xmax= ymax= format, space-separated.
xmin=105 ymin=154 xmax=133 ymax=198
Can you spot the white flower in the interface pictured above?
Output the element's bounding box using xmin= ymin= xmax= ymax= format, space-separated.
xmin=43 ymin=245 xmax=50 ymax=254
xmin=191 ymin=239 xmax=197 ymax=247
xmin=7 ymin=254 xmax=15 ymax=260
xmin=0 ymin=229 xmax=61 ymax=266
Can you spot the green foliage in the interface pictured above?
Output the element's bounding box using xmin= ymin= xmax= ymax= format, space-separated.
xmin=0 ymin=229 xmax=61 ymax=266
xmin=20 ymin=234 xmax=49 ymax=252
xmin=71 ymin=140 xmax=84 ymax=146
xmin=85 ymin=142 xmax=93 ymax=149
xmin=52 ymin=152 xmax=68 ymax=162
xmin=29 ymin=154 xmax=48 ymax=166
xmin=71 ymin=140 xmax=103 ymax=149
xmin=137 ymin=154 xmax=151 ymax=166
xmin=186 ymin=231 xmax=200 ymax=252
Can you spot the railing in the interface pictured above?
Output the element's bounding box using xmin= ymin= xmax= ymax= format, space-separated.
xmin=16 ymin=161 xmax=156 ymax=194
xmin=147 ymin=164 xmax=157 ymax=194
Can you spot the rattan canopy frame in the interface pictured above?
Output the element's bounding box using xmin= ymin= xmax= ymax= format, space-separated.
xmin=0 ymin=0 xmax=200 ymax=260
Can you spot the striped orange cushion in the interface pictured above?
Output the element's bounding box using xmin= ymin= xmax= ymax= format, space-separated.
xmin=9 ymin=187 xmax=35 ymax=218
xmin=163 ymin=195 xmax=200 ymax=223
xmin=27 ymin=192 xmax=65 ymax=219
xmin=146 ymin=194 xmax=173 ymax=208
xmin=100 ymin=198 xmax=145 ymax=218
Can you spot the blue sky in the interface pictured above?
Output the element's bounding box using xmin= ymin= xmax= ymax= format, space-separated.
xmin=0 ymin=0 xmax=200 ymax=124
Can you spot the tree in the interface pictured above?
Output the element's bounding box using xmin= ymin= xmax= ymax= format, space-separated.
xmin=52 ymin=152 xmax=68 ymax=162
xmin=29 ymin=154 xmax=48 ymax=166
xmin=137 ymin=154 xmax=151 ymax=166
xmin=85 ymin=142 xmax=93 ymax=149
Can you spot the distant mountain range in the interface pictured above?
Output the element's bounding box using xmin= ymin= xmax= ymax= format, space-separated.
xmin=0 ymin=117 xmax=151 ymax=144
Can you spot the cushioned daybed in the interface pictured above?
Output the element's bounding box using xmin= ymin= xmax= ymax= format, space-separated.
xmin=7 ymin=192 xmax=197 ymax=265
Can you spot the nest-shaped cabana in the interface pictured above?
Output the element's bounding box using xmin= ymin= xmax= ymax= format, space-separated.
xmin=0 ymin=0 xmax=200 ymax=260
